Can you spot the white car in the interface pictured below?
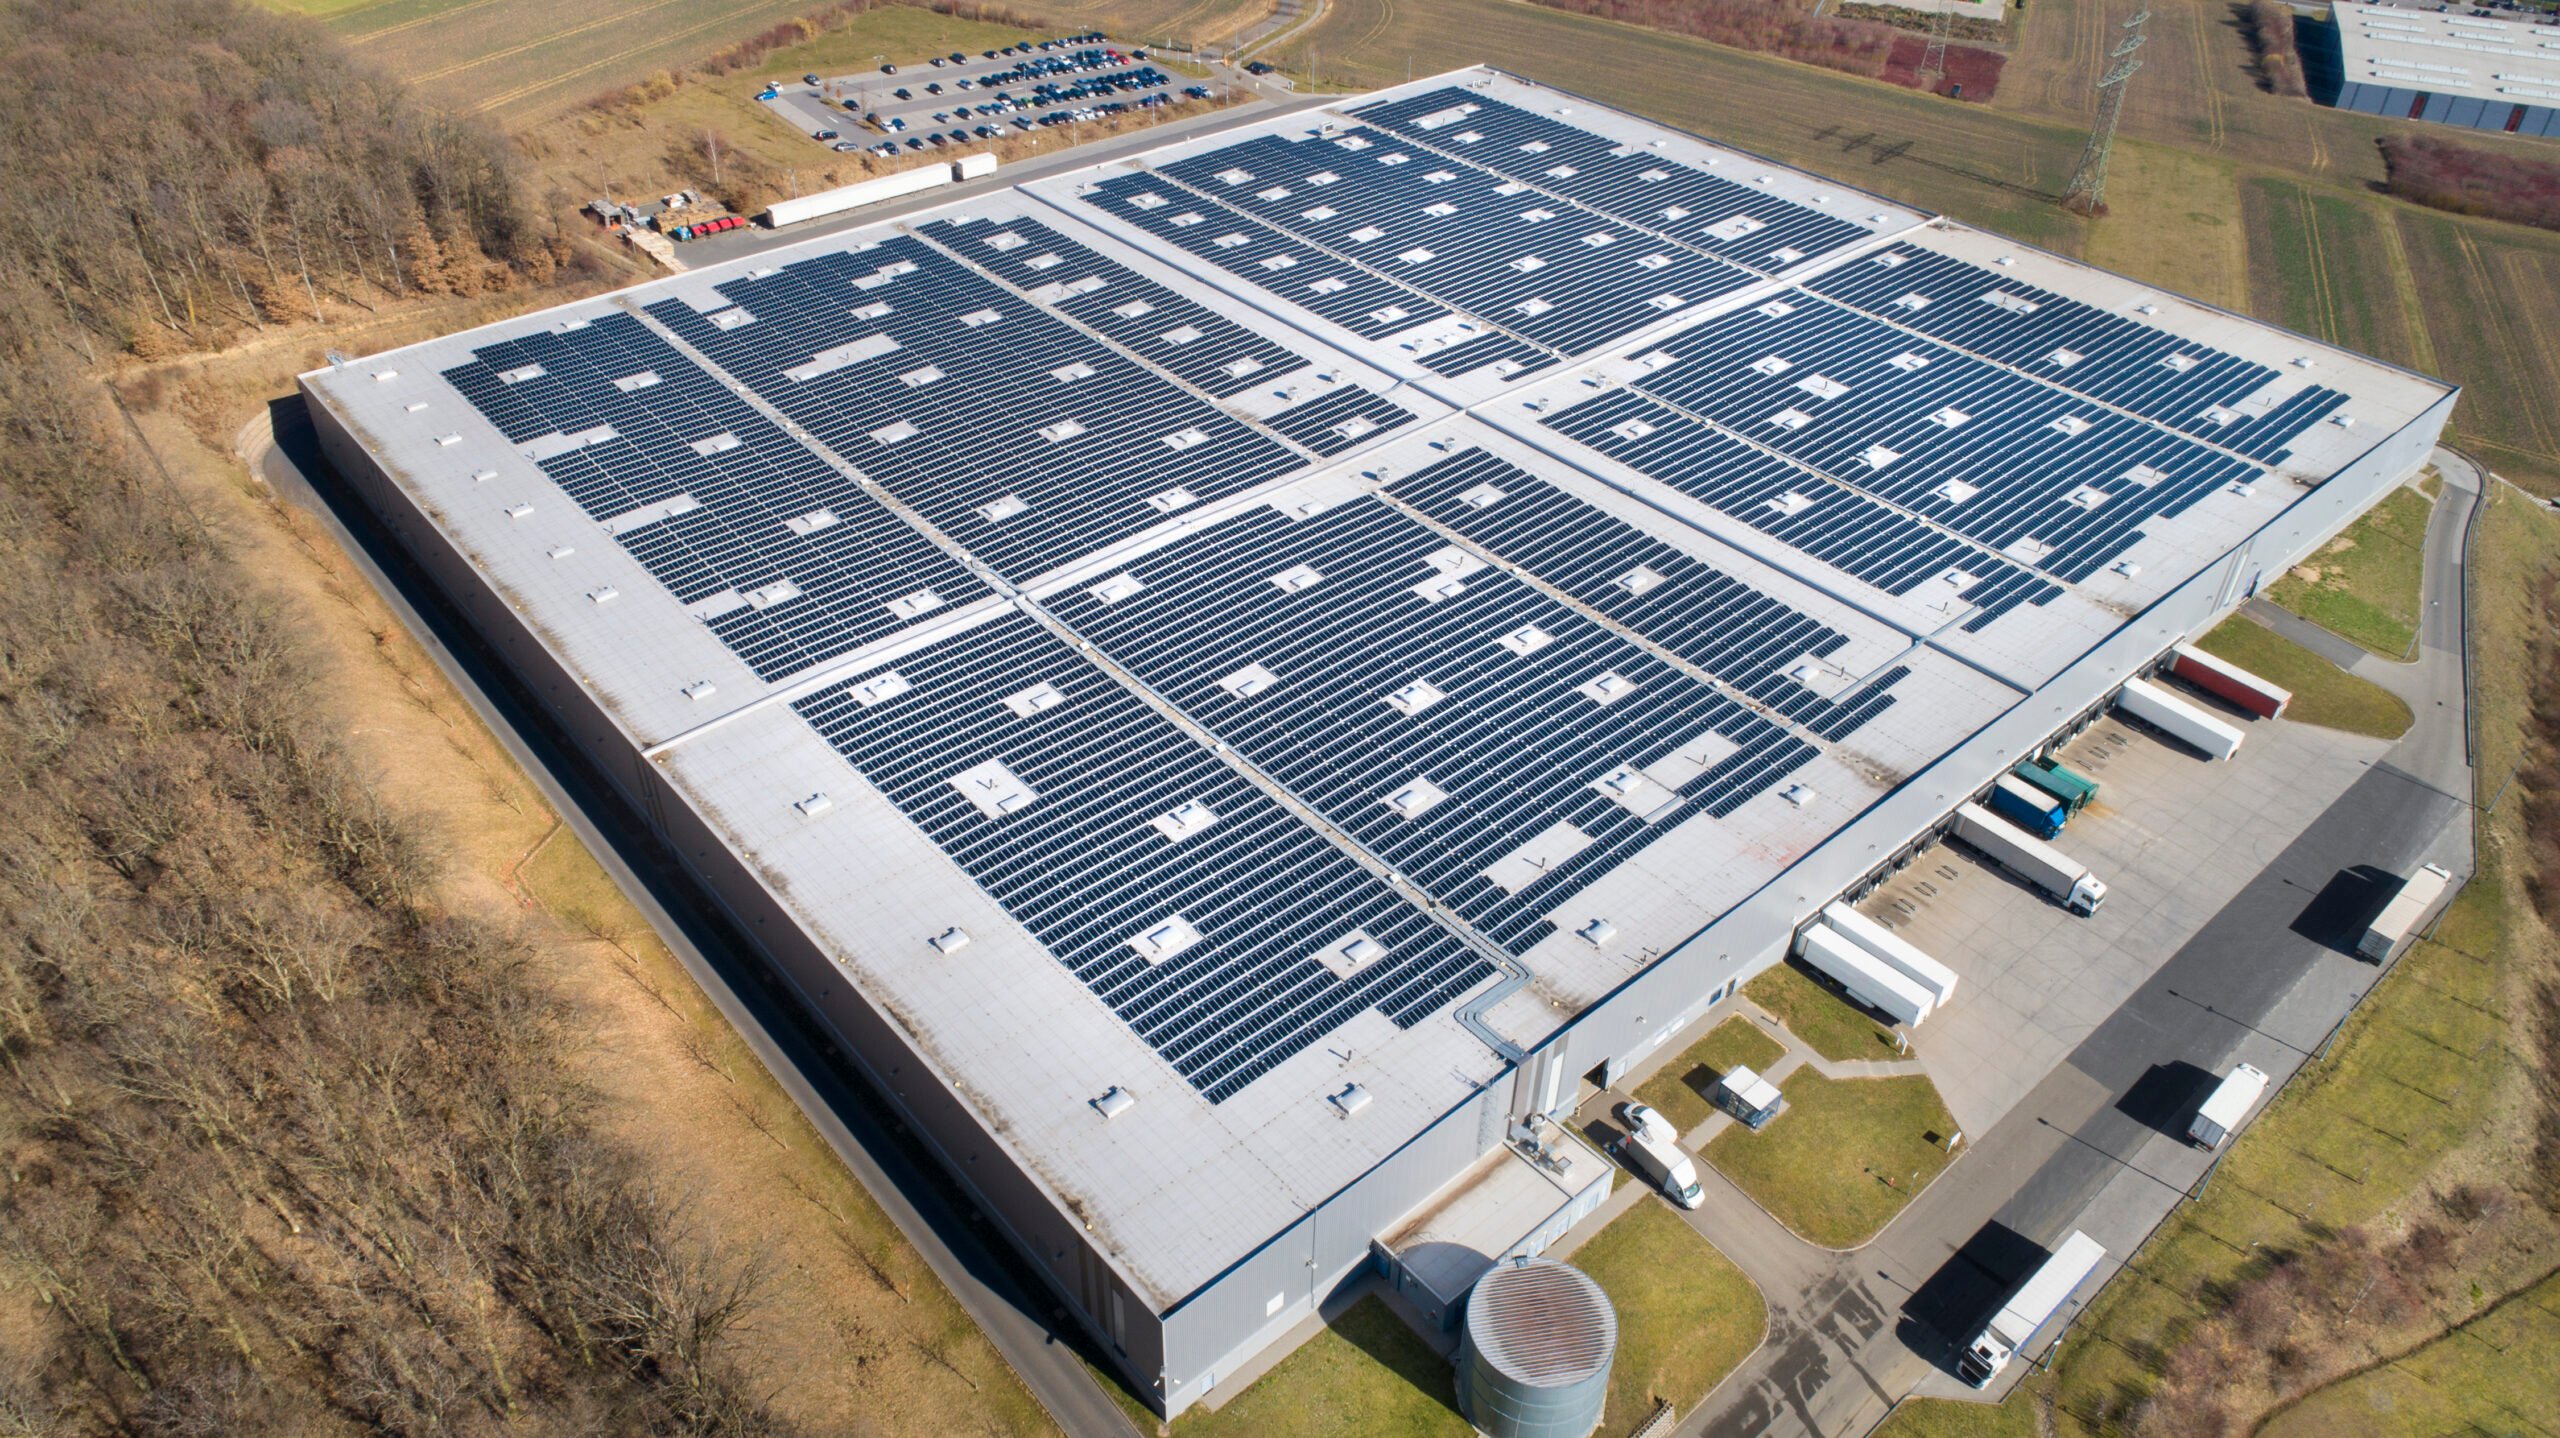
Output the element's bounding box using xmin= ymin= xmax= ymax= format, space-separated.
xmin=1617 ymin=1101 xmax=1678 ymax=1148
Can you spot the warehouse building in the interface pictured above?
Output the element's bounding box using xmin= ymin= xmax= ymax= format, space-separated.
xmin=2323 ymin=0 xmax=2560 ymax=136
xmin=301 ymin=68 xmax=2453 ymax=1416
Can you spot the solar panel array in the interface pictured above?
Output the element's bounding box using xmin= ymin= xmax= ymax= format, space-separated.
xmin=1805 ymin=243 xmax=2350 ymax=462
xmin=794 ymin=611 xmax=1493 ymax=1102
xmin=1385 ymin=448 xmax=1908 ymax=741
xmin=1047 ymin=498 xmax=1816 ymax=953
xmin=646 ymin=236 xmax=1306 ymax=582
xmin=1352 ymin=88 xmax=1873 ymax=273
xmin=1545 ymin=388 xmax=2064 ymax=629
xmin=1625 ymin=294 xmax=2256 ymax=583
xmin=442 ymin=314 xmax=985 ymax=681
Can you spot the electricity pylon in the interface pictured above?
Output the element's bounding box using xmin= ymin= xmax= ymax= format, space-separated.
xmin=2061 ymin=9 xmax=2150 ymax=217
xmin=1918 ymin=0 xmax=1953 ymax=93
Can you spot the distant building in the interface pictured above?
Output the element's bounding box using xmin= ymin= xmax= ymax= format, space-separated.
xmin=2324 ymin=1 xmax=2560 ymax=136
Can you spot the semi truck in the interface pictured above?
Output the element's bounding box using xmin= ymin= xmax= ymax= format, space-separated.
xmin=1796 ymin=922 xmax=1935 ymax=1026
xmin=2357 ymin=862 xmax=2454 ymax=962
xmin=1616 ymin=1126 xmax=1704 ymax=1209
xmin=1987 ymin=773 xmax=2069 ymax=839
xmin=1958 ymin=1231 xmax=2108 ymax=1386
xmin=2187 ymin=1062 xmax=2270 ymax=1149
xmin=2115 ymin=676 xmax=2246 ymax=761
xmin=1952 ymin=803 xmax=2108 ymax=915
xmin=2170 ymin=643 xmax=2291 ymax=719
xmin=2011 ymin=758 xmax=2098 ymax=817
xmin=1820 ymin=902 xmax=1959 ymax=1008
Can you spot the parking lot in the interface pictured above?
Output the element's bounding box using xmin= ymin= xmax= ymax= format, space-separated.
xmin=756 ymin=34 xmax=1208 ymax=159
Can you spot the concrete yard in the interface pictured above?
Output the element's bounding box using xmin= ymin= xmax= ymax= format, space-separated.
xmin=1870 ymin=696 xmax=2396 ymax=1140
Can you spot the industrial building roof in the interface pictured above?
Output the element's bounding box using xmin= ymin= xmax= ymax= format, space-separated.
xmin=2332 ymin=1 xmax=2560 ymax=104
xmin=304 ymin=68 xmax=2451 ymax=1310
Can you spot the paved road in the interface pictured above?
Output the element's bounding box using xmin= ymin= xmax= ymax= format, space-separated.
xmin=1685 ymin=450 xmax=2482 ymax=1437
xmin=242 ymin=402 xmax=1145 ymax=1438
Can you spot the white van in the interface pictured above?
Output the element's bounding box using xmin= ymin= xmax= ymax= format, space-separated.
xmin=2188 ymin=1063 xmax=2271 ymax=1150
xmin=1617 ymin=1126 xmax=1704 ymax=1209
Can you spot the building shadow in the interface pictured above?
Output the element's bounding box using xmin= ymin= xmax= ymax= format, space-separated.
xmin=1334 ymin=1294 xmax=1468 ymax=1420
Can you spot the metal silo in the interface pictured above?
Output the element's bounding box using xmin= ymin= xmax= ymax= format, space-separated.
xmin=1456 ymin=1257 xmax=1618 ymax=1438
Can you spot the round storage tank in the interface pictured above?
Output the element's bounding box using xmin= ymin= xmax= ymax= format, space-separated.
xmin=1456 ymin=1257 xmax=1617 ymax=1438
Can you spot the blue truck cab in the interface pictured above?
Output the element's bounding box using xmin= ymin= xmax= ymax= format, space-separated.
xmin=1988 ymin=773 xmax=2068 ymax=840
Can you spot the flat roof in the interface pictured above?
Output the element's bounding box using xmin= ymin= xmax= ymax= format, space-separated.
xmin=305 ymin=68 xmax=2450 ymax=1310
xmin=2333 ymin=1 xmax=2560 ymax=101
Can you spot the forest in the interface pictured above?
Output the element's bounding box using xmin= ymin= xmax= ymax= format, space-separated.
xmin=0 ymin=0 xmax=552 ymax=357
xmin=0 ymin=2 xmax=799 ymax=1433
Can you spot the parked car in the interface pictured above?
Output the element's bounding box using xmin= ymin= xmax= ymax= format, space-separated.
xmin=814 ymin=128 xmax=838 ymax=140
xmin=880 ymin=62 xmax=896 ymax=73
xmin=803 ymin=72 xmax=820 ymax=84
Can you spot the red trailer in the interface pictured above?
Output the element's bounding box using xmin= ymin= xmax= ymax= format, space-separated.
xmin=2169 ymin=643 xmax=2290 ymax=719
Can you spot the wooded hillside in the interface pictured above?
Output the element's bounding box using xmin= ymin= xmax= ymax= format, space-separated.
xmin=0 ymin=0 xmax=550 ymax=357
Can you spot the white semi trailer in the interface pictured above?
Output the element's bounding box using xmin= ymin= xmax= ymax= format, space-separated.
xmin=2357 ymin=862 xmax=2453 ymax=961
xmin=2188 ymin=1063 xmax=2270 ymax=1149
xmin=1821 ymin=902 xmax=1959 ymax=1008
xmin=1796 ymin=923 xmax=1935 ymax=1027
xmin=763 ymin=160 xmax=956 ymax=228
xmin=2115 ymin=676 xmax=2246 ymax=761
xmin=1951 ymin=804 xmax=2109 ymax=915
xmin=1958 ymin=1231 xmax=2108 ymax=1386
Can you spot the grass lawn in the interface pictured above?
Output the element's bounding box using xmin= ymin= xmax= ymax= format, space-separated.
xmin=1571 ymin=1202 xmax=1767 ymax=1438
xmin=1872 ymin=1392 xmax=2042 ymax=1438
xmin=1102 ymin=1294 xmax=1467 ymax=1437
xmin=1745 ymin=960 xmax=1900 ymax=1063
xmin=2192 ymin=618 xmax=2411 ymax=741
xmin=2263 ymin=483 xmax=2432 ymax=656
xmin=1703 ymin=1070 xmax=1957 ymax=1249
xmin=1634 ymin=1018 xmax=1788 ymax=1133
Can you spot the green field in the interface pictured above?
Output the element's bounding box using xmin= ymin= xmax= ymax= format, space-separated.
xmin=1132 ymin=1296 xmax=1467 ymax=1437
xmin=1703 ymin=1069 xmax=1957 ymax=1249
xmin=1634 ymin=1018 xmax=1789 ymax=1133
xmin=2191 ymin=619 xmax=2413 ymax=740
xmin=1745 ymin=960 xmax=1900 ymax=1063
xmin=1570 ymin=1201 xmax=1767 ymax=1437
xmin=2258 ymin=1266 xmax=2560 ymax=1438
xmin=2262 ymin=484 xmax=2433 ymax=657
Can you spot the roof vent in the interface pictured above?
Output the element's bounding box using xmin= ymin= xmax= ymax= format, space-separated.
xmin=682 ymin=680 xmax=718 ymax=701
xmin=1091 ymin=1086 xmax=1136 ymax=1119
xmin=1783 ymin=784 xmax=1815 ymax=807
xmin=370 ymin=369 xmax=399 ymax=382
xmin=1576 ymin=918 xmax=1617 ymax=946
xmin=472 ymin=468 xmax=498 ymax=483
xmin=546 ymin=544 xmax=576 ymax=560
xmin=795 ymin=793 xmax=833 ymax=818
xmin=1329 ymin=1083 xmax=1372 ymax=1118
xmin=929 ymin=926 xmax=971 ymax=955
xmin=585 ymin=586 xmax=618 ymax=605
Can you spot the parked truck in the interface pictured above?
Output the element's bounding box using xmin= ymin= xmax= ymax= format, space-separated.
xmin=1796 ymin=923 xmax=1935 ymax=1027
xmin=2011 ymin=758 xmax=2098 ymax=817
xmin=1820 ymin=902 xmax=1959 ymax=1008
xmin=1615 ymin=1126 xmax=1704 ymax=1209
xmin=762 ymin=160 xmax=955 ymax=227
xmin=2170 ymin=643 xmax=2291 ymax=719
xmin=1987 ymin=773 xmax=2069 ymax=840
xmin=2357 ymin=862 xmax=2454 ymax=962
xmin=1958 ymin=1231 xmax=2108 ymax=1386
xmin=2187 ymin=1062 xmax=2270 ymax=1149
xmin=2115 ymin=676 xmax=2245 ymax=761
xmin=1951 ymin=803 xmax=2108 ymax=915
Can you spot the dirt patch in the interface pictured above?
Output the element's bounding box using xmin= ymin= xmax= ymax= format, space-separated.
xmin=1880 ymin=33 xmax=2005 ymax=100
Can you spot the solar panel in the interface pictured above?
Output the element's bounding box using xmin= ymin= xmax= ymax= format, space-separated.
xmin=1045 ymin=496 xmax=1818 ymax=953
xmin=794 ymin=611 xmax=1493 ymax=1101
xmin=1804 ymin=243 xmax=2350 ymax=462
xmin=441 ymin=313 xmax=986 ymax=681
xmin=644 ymin=236 xmax=1308 ymax=582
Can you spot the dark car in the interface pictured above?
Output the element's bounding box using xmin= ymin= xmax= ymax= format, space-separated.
xmin=893 ymin=86 xmax=911 ymax=98
xmin=925 ymin=81 xmax=942 ymax=93
xmin=880 ymin=62 xmax=897 ymax=74
xmin=949 ymin=51 xmax=965 ymax=62
xmin=803 ymin=72 xmax=821 ymax=84
xmin=1246 ymin=60 xmax=1275 ymax=74
xmin=814 ymin=128 xmax=838 ymax=140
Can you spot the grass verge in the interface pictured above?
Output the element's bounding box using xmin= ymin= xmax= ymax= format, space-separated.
xmin=1746 ymin=960 xmax=1901 ymax=1062
xmin=2263 ymin=483 xmax=2432 ymax=656
xmin=1154 ymin=1295 xmax=1467 ymax=1437
xmin=2255 ymin=1264 xmax=2560 ymax=1438
xmin=1573 ymin=1201 xmax=1767 ymax=1437
xmin=2193 ymin=618 xmax=2412 ymax=740
xmin=1703 ymin=1070 xmax=1958 ymax=1249
xmin=1635 ymin=1017 xmax=1789 ymax=1133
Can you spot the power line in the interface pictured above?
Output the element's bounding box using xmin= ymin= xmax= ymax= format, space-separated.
xmin=2062 ymin=9 xmax=2150 ymax=217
